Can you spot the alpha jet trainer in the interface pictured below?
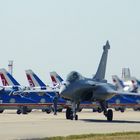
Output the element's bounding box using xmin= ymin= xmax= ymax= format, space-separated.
xmin=59 ymin=41 xmax=140 ymax=121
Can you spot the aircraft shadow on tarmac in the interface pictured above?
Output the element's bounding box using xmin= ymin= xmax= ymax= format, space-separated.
xmin=80 ymin=119 xmax=140 ymax=124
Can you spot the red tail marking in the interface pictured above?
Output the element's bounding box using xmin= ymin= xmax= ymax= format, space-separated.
xmin=26 ymin=74 xmax=35 ymax=87
xmin=0 ymin=73 xmax=9 ymax=86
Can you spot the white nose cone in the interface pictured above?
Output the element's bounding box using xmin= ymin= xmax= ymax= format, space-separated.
xmin=59 ymin=85 xmax=66 ymax=96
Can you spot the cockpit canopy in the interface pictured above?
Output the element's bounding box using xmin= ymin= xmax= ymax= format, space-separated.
xmin=66 ymin=71 xmax=84 ymax=83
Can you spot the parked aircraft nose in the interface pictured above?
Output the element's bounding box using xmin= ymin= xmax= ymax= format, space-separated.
xmin=59 ymin=84 xmax=67 ymax=97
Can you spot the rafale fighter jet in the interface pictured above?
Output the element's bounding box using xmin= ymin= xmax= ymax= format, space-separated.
xmin=59 ymin=41 xmax=140 ymax=121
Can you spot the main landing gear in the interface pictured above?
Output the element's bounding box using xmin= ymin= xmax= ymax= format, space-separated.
xmin=105 ymin=109 xmax=113 ymax=121
xmin=16 ymin=106 xmax=29 ymax=115
xmin=100 ymin=101 xmax=113 ymax=121
xmin=65 ymin=101 xmax=113 ymax=122
xmin=0 ymin=109 xmax=4 ymax=113
xmin=66 ymin=102 xmax=79 ymax=120
xmin=66 ymin=107 xmax=78 ymax=120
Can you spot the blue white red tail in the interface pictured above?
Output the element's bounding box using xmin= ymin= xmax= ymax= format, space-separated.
xmin=25 ymin=69 xmax=46 ymax=89
xmin=50 ymin=71 xmax=63 ymax=87
xmin=112 ymin=75 xmax=124 ymax=91
xmin=0 ymin=68 xmax=20 ymax=86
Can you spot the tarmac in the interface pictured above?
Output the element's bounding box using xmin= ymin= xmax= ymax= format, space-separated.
xmin=0 ymin=109 xmax=140 ymax=140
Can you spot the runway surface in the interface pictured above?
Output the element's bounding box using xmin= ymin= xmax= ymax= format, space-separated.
xmin=0 ymin=109 xmax=140 ymax=140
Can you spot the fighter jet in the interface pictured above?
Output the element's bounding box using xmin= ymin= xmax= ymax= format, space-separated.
xmin=25 ymin=69 xmax=66 ymax=113
xmin=112 ymin=75 xmax=140 ymax=111
xmin=112 ymin=73 xmax=140 ymax=94
xmin=59 ymin=41 xmax=140 ymax=121
xmin=50 ymin=71 xmax=140 ymax=113
xmin=0 ymin=69 xmax=55 ymax=114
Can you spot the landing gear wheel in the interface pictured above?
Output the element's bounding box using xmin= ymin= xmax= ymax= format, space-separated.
xmin=42 ymin=109 xmax=46 ymax=112
xmin=92 ymin=109 xmax=97 ymax=112
xmin=17 ymin=110 xmax=21 ymax=115
xmin=66 ymin=108 xmax=73 ymax=119
xmin=107 ymin=109 xmax=113 ymax=121
xmin=75 ymin=115 xmax=78 ymax=120
xmin=120 ymin=108 xmax=125 ymax=113
xmin=70 ymin=114 xmax=73 ymax=120
xmin=22 ymin=106 xmax=28 ymax=114
xmin=97 ymin=108 xmax=102 ymax=113
xmin=27 ymin=109 xmax=32 ymax=113
xmin=0 ymin=110 xmax=4 ymax=113
xmin=46 ymin=110 xmax=51 ymax=114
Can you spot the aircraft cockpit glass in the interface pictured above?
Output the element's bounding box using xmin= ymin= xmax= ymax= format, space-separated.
xmin=66 ymin=71 xmax=83 ymax=83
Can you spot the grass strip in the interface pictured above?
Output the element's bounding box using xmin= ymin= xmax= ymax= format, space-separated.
xmin=30 ymin=132 xmax=140 ymax=140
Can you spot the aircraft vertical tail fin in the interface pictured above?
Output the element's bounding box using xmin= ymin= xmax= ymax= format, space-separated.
xmin=25 ymin=69 xmax=46 ymax=87
xmin=50 ymin=71 xmax=63 ymax=86
xmin=122 ymin=68 xmax=131 ymax=80
xmin=131 ymin=78 xmax=139 ymax=92
xmin=112 ymin=75 xmax=124 ymax=91
xmin=93 ymin=41 xmax=110 ymax=81
xmin=0 ymin=68 xmax=20 ymax=86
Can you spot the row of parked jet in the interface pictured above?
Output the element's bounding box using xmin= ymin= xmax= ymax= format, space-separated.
xmin=112 ymin=72 xmax=140 ymax=112
xmin=0 ymin=41 xmax=140 ymax=121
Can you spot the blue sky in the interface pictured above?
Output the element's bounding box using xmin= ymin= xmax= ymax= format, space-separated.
xmin=0 ymin=0 xmax=140 ymax=85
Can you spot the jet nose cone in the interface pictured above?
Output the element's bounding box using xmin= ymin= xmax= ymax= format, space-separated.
xmin=59 ymin=84 xmax=66 ymax=97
